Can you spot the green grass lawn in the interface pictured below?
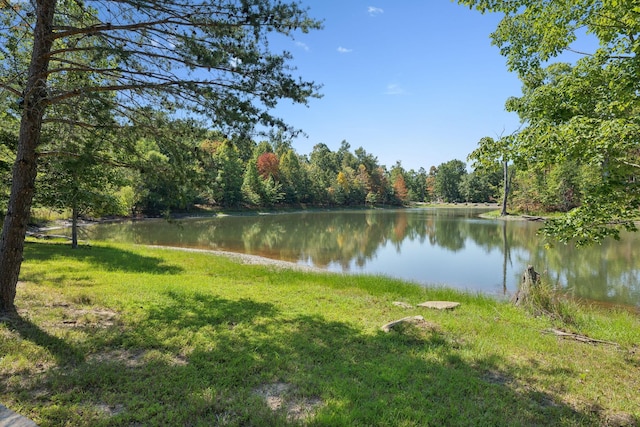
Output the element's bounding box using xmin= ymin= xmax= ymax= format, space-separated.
xmin=1 ymin=240 xmax=639 ymax=426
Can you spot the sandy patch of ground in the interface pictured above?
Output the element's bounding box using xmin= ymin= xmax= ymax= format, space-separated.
xmin=87 ymin=348 xmax=188 ymax=368
xmin=254 ymin=382 xmax=324 ymax=422
xmin=151 ymin=245 xmax=328 ymax=272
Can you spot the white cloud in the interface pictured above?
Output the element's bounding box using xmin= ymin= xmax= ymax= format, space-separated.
xmin=368 ymin=6 xmax=384 ymax=16
xmin=337 ymin=46 xmax=353 ymax=54
xmin=385 ymin=83 xmax=405 ymax=95
xmin=295 ymin=41 xmax=310 ymax=51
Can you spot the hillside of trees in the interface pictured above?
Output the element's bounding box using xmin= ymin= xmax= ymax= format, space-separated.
xmin=2 ymin=118 xmax=596 ymax=220
xmin=0 ymin=122 xmax=486 ymax=217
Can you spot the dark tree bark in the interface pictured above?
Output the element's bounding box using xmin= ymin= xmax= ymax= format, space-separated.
xmin=511 ymin=265 xmax=541 ymax=306
xmin=71 ymin=204 xmax=79 ymax=249
xmin=0 ymin=0 xmax=56 ymax=315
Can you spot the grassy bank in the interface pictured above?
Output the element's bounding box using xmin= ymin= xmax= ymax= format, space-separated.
xmin=1 ymin=241 xmax=639 ymax=426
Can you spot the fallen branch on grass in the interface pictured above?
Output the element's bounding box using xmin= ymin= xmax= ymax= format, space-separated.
xmin=543 ymin=329 xmax=619 ymax=347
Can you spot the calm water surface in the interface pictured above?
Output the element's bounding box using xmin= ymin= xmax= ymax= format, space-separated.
xmin=68 ymin=208 xmax=640 ymax=307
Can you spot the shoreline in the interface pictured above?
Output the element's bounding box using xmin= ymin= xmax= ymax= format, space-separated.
xmin=149 ymin=244 xmax=640 ymax=313
xmin=149 ymin=245 xmax=329 ymax=273
xmin=30 ymin=203 xmax=501 ymax=229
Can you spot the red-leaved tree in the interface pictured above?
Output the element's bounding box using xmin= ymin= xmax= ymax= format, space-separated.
xmin=256 ymin=152 xmax=279 ymax=180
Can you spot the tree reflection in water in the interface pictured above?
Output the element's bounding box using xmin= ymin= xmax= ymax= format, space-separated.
xmin=70 ymin=208 xmax=640 ymax=307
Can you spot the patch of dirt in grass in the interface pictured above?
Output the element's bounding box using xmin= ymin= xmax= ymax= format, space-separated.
xmin=29 ymin=388 xmax=50 ymax=401
xmin=625 ymin=345 xmax=640 ymax=368
xmin=14 ymin=290 xmax=121 ymax=330
xmin=482 ymin=369 xmax=562 ymax=410
xmin=482 ymin=369 xmax=512 ymax=386
xmin=87 ymin=349 xmax=188 ymax=367
xmin=254 ymin=382 xmax=324 ymax=422
xmin=602 ymin=412 xmax=638 ymax=427
xmin=94 ymin=402 xmax=125 ymax=417
xmin=88 ymin=349 xmax=147 ymax=367
xmin=584 ymin=402 xmax=638 ymax=427
xmin=55 ymin=307 xmax=119 ymax=328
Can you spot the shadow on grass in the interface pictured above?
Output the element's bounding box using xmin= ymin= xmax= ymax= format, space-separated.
xmin=2 ymin=314 xmax=84 ymax=366
xmin=23 ymin=241 xmax=182 ymax=275
xmin=4 ymin=292 xmax=602 ymax=427
xmin=145 ymin=290 xmax=279 ymax=333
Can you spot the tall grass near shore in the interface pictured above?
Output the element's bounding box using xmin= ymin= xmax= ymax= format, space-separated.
xmin=1 ymin=240 xmax=639 ymax=426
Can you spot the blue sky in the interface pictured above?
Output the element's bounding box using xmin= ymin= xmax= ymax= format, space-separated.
xmin=269 ymin=1 xmax=525 ymax=172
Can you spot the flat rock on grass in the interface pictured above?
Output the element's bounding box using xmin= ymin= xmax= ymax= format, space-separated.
xmin=381 ymin=315 xmax=439 ymax=333
xmin=0 ymin=404 xmax=38 ymax=427
xmin=417 ymin=301 xmax=461 ymax=310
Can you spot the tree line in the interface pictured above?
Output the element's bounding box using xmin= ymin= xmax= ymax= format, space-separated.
xmin=0 ymin=123 xmax=506 ymax=220
xmin=4 ymin=112 xmax=597 ymax=221
xmin=0 ymin=81 xmax=621 ymax=227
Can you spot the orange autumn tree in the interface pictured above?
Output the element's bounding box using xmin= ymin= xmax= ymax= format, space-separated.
xmin=256 ymin=152 xmax=279 ymax=180
xmin=393 ymin=174 xmax=409 ymax=204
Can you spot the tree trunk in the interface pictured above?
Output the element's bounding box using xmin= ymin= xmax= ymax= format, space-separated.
xmin=0 ymin=0 xmax=56 ymax=315
xmin=501 ymin=158 xmax=509 ymax=216
xmin=512 ymin=265 xmax=540 ymax=306
xmin=71 ymin=204 xmax=79 ymax=249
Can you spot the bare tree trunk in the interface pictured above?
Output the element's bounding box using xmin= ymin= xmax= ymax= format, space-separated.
xmin=0 ymin=0 xmax=56 ymax=315
xmin=501 ymin=158 xmax=509 ymax=216
xmin=512 ymin=265 xmax=540 ymax=306
xmin=71 ymin=204 xmax=79 ymax=249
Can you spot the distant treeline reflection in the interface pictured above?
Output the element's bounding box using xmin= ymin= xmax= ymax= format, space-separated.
xmin=74 ymin=208 xmax=640 ymax=307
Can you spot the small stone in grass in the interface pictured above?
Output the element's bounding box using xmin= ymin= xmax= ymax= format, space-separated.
xmin=381 ymin=315 xmax=437 ymax=332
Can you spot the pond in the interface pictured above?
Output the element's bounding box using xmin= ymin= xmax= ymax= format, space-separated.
xmin=65 ymin=208 xmax=640 ymax=308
